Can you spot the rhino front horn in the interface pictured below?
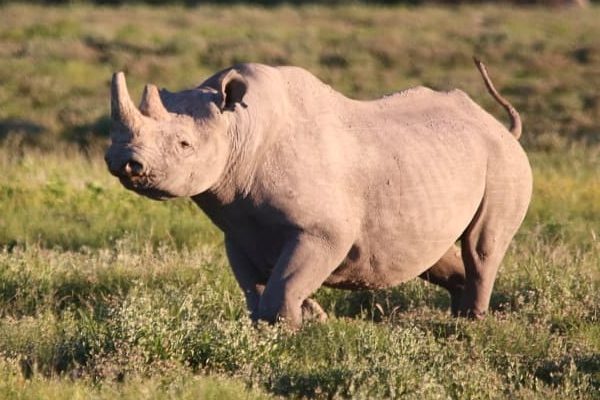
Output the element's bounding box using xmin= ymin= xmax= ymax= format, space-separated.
xmin=111 ymin=72 xmax=143 ymax=129
xmin=140 ymin=83 xmax=169 ymax=120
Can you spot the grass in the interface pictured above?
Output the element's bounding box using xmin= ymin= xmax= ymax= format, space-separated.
xmin=0 ymin=360 xmax=272 ymax=400
xmin=1 ymin=4 xmax=599 ymax=150
xmin=0 ymin=3 xmax=598 ymax=399
xmin=0 ymin=148 xmax=219 ymax=250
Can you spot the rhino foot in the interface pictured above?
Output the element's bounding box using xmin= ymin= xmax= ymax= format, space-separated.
xmin=301 ymin=298 xmax=328 ymax=322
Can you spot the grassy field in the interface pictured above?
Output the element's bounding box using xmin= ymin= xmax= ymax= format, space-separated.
xmin=0 ymin=3 xmax=599 ymax=399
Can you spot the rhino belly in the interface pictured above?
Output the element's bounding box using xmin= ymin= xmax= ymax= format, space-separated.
xmin=324 ymin=235 xmax=457 ymax=290
xmin=324 ymin=176 xmax=484 ymax=290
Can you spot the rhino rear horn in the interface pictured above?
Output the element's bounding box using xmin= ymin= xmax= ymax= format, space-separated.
xmin=111 ymin=72 xmax=143 ymax=129
xmin=140 ymin=83 xmax=169 ymax=120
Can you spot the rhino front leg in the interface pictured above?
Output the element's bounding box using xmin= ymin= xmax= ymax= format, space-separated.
xmin=225 ymin=238 xmax=267 ymax=321
xmin=258 ymin=232 xmax=348 ymax=328
xmin=226 ymin=237 xmax=328 ymax=323
xmin=419 ymin=245 xmax=466 ymax=315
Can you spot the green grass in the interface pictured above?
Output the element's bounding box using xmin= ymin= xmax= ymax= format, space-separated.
xmin=0 ymin=147 xmax=221 ymax=250
xmin=0 ymin=3 xmax=598 ymax=399
xmin=0 ymin=360 xmax=272 ymax=400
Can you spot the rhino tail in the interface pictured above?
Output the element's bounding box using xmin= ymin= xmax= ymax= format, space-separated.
xmin=473 ymin=57 xmax=522 ymax=140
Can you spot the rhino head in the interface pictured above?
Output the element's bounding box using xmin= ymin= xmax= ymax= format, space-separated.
xmin=105 ymin=70 xmax=247 ymax=200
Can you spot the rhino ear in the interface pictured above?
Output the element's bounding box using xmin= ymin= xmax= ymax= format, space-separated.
xmin=215 ymin=69 xmax=248 ymax=112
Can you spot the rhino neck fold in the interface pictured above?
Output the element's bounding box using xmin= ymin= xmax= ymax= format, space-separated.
xmin=207 ymin=108 xmax=274 ymax=204
xmin=205 ymin=64 xmax=289 ymax=204
xmin=208 ymin=114 xmax=253 ymax=202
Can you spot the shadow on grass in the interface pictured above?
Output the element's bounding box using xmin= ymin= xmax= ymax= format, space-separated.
xmin=62 ymin=114 xmax=111 ymax=150
xmin=0 ymin=119 xmax=47 ymax=146
xmin=271 ymin=367 xmax=353 ymax=399
xmin=536 ymin=353 xmax=600 ymax=391
xmin=489 ymin=291 xmax=513 ymax=313
xmin=0 ymin=270 xmax=132 ymax=319
xmin=0 ymin=116 xmax=110 ymax=153
xmin=318 ymin=283 xmax=453 ymax=322
xmin=317 ymin=283 xmax=524 ymax=327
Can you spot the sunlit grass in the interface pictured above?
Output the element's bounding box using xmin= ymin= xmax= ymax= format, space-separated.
xmin=0 ymin=146 xmax=220 ymax=250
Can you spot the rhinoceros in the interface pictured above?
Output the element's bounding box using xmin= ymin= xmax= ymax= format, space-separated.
xmin=105 ymin=58 xmax=532 ymax=328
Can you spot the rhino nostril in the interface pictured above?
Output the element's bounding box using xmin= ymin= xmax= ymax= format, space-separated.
xmin=123 ymin=160 xmax=144 ymax=177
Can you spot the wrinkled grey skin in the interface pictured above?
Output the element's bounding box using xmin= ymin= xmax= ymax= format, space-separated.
xmin=106 ymin=60 xmax=532 ymax=328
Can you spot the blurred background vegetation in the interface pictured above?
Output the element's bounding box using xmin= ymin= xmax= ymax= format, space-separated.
xmin=0 ymin=3 xmax=598 ymax=153
xmin=0 ymin=0 xmax=598 ymax=5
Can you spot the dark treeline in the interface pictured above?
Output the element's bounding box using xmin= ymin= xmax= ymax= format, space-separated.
xmin=0 ymin=0 xmax=594 ymax=6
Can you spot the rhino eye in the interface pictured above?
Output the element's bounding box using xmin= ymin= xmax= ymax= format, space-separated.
xmin=179 ymin=140 xmax=191 ymax=149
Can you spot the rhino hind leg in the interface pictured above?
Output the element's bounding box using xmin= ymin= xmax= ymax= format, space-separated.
xmin=419 ymin=245 xmax=466 ymax=315
xmin=458 ymin=191 xmax=528 ymax=319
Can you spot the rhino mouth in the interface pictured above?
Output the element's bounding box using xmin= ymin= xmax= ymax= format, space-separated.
xmin=118 ymin=175 xmax=174 ymax=201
